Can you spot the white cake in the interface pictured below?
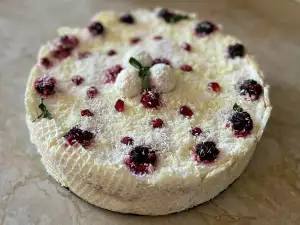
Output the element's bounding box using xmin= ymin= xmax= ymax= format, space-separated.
xmin=25 ymin=8 xmax=271 ymax=215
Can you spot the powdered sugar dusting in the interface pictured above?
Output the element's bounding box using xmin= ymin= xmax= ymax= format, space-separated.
xmin=26 ymin=8 xmax=270 ymax=178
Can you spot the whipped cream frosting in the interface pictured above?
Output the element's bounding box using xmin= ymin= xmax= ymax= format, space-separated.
xmin=25 ymin=8 xmax=271 ymax=215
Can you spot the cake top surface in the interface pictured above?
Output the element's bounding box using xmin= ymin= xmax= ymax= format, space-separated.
xmin=25 ymin=8 xmax=271 ymax=182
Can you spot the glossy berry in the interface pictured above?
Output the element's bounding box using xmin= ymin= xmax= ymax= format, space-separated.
xmin=239 ymin=79 xmax=262 ymax=100
xmin=81 ymin=109 xmax=94 ymax=117
xmin=182 ymin=42 xmax=192 ymax=52
xmin=195 ymin=21 xmax=216 ymax=36
xmin=64 ymin=126 xmax=95 ymax=148
xmin=104 ymin=65 xmax=123 ymax=83
xmin=115 ymin=99 xmax=125 ymax=112
xmin=60 ymin=35 xmax=79 ymax=49
xmin=51 ymin=46 xmax=72 ymax=60
xmin=121 ymin=137 xmax=134 ymax=145
xmin=230 ymin=111 xmax=253 ymax=137
xmin=153 ymin=36 xmax=163 ymax=40
xmin=34 ymin=76 xmax=56 ymax=96
xmin=88 ymin=21 xmax=105 ymax=36
xmin=130 ymin=146 xmax=156 ymax=164
xmin=152 ymin=118 xmax=164 ymax=128
xmin=87 ymin=87 xmax=98 ymax=99
xmin=125 ymin=146 xmax=156 ymax=174
xmin=158 ymin=8 xmax=173 ymax=21
xmin=107 ymin=49 xmax=117 ymax=56
xmin=208 ymin=82 xmax=221 ymax=93
xmin=130 ymin=37 xmax=141 ymax=45
xmin=228 ymin=44 xmax=246 ymax=58
xmin=194 ymin=141 xmax=220 ymax=163
xmin=40 ymin=57 xmax=53 ymax=69
xmin=140 ymin=90 xmax=161 ymax=109
xmin=152 ymin=58 xmax=172 ymax=67
xmin=120 ymin=14 xmax=135 ymax=24
xmin=179 ymin=106 xmax=193 ymax=117
xmin=180 ymin=64 xmax=193 ymax=72
xmin=191 ymin=127 xmax=202 ymax=136
xmin=71 ymin=75 xmax=84 ymax=86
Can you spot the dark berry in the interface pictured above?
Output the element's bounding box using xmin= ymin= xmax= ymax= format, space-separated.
xmin=130 ymin=146 xmax=156 ymax=164
xmin=87 ymin=87 xmax=98 ymax=99
xmin=153 ymin=36 xmax=163 ymax=40
xmin=107 ymin=49 xmax=117 ymax=56
xmin=230 ymin=111 xmax=253 ymax=137
xmin=239 ymin=79 xmax=262 ymax=100
xmin=34 ymin=76 xmax=56 ymax=96
xmin=152 ymin=118 xmax=164 ymax=128
xmin=120 ymin=14 xmax=135 ymax=24
xmin=60 ymin=35 xmax=79 ymax=49
xmin=72 ymin=75 xmax=84 ymax=86
xmin=182 ymin=42 xmax=192 ymax=52
xmin=130 ymin=37 xmax=141 ymax=45
xmin=152 ymin=58 xmax=172 ymax=67
xmin=208 ymin=82 xmax=221 ymax=93
xmin=64 ymin=126 xmax=95 ymax=148
xmin=228 ymin=44 xmax=246 ymax=58
xmin=115 ymin=99 xmax=125 ymax=112
xmin=81 ymin=109 xmax=94 ymax=117
xmin=88 ymin=21 xmax=105 ymax=36
xmin=140 ymin=90 xmax=161 ymax=109
xmin=121 ymin=137 xmax=134 ymax=145
xmin=194 ymin=141 xmax=220 ymax=163
xmin=158 ymin=8 xmax=173 ymax=21
xmin=179 ymin=106 xmax=193 ymax=117
xmin=78 ymin=51 xmax=91 ymax=59
xmin=191 ymin=127 xmax=202 ymax=136
xmin=104 ymin=65 xmax=123 ymax=84
xmin=125 ymin=146 xmax=156 ymax=174
xmin=40 ymin=57 xmax=53 ymax=69
xmin=180 ymin=64 xmax=193 ymax=72
xmin=195 ymin=21 xmax=216 ymax=36
xmin=51 ymin=46 xmax=72 ymax=60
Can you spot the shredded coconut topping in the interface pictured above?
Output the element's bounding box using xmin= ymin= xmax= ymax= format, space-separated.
xmin=26 ymin=8 xmax=270 ymax=179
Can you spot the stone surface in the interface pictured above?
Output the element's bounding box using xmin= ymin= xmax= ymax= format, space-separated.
xmin=0 ymin=0 xmax=300 ymax=224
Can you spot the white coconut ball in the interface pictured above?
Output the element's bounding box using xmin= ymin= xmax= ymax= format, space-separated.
xmin=150 ymin=63 xmax=176 ymax=93
xmin=124 ymin=49 xmax=153 ymax=68
xmin=115 ymin=68 xmax=141 ymax=98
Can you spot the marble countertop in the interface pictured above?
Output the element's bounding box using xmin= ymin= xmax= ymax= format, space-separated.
xmin=1 ymin=0 xmax=300 ymax=224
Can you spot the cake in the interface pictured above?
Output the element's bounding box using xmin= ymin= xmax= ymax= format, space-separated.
xmin=25 ymin=8 xmax=272 ymax=215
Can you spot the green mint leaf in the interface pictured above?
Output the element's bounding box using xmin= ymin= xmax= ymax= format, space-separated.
xmin=168 ymin=14 xmax=189 ymax=23
xmin=129 ymin=57 xmax=143 ymax=70
xmin=128 ymin=57 xmax=151 ymax=91
xmin=233 ymin=103 xmax=243 ymax=112
xmin=33 ymin=99 xmax=53 ymax=122
xmin=140 ymin=67 xmax=150 ymax=90
xmin=140 ymin=67 xmax=150 ymax=77
xmin=38 ymin=99 xmax=47 ymax=112
xmin=142 ymin=72 xmax=151 ymax=90
xmin=43 ymin=110 xmax=53 ymax=120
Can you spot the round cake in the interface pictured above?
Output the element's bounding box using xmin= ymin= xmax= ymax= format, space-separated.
xmin=25 ymin=8 xmax=272 ymax=215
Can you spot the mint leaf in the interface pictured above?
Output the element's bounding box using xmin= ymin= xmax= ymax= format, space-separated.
xmin=43 ymin=110 xmax=53 ymax=120
xmin=33 ymin=99 xmax=53 ymax=122
xmin=142 ymin=72 xmax=151 ymax=90
xmin=129 ymin=57 xmax=143 ymax=70
xmin=38 ymin=100 xmax=47 ymax=112
xmin=167 ymin=14 xmax=189 ymax=23
xmin=129 ymin=58 xmax=151 ymax=91
xmin=233 ymin=103 xmax=243 ymax=112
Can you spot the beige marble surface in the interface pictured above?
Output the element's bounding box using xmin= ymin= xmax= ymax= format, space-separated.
xmin=1 ymin=0 xmax=300 ymax=224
